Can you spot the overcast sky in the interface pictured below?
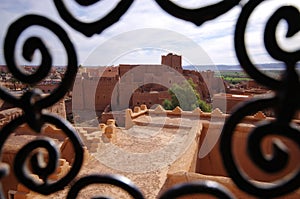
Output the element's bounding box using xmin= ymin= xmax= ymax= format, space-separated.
xmin=0 ymin=0 xmax=299 ymax=66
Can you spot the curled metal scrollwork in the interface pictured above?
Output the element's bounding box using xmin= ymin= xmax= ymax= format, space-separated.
xmin=74 ymin=0 xmax=100 ymax=6
xmin=4 ymin=14 xmax=78 ymax=112
xmin=53 ymin=0 xmax=134 ymax=37
xmin=221 ymin=98 xmax=300 ymax=197
xmin=1 ymin=0 xmax=299 ymax=198
xmin=234 ymin=0 xmax=300 ymax=89
xmin=0 ymin=114 xmax=84 ymax=195
xmin=158 ymin=180 xmax=235 ymax=199
xmin=155 ymin=0 xmax=241 ymax=26
xmin=0 ymin=14 xmax=84 ymax=197
xmin=221 ymin=0 xmax=300 ymax=197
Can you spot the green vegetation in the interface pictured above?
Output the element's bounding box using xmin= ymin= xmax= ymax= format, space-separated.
xmin=215 ymin=71 xmax=251 ymax=84
xmin=163 ymin=79 xmax=211 ymax=112
xmin=222 ymin=77 xmax=251 ymax=84
xmin=215 ymin=70 xmax=284 ymax=84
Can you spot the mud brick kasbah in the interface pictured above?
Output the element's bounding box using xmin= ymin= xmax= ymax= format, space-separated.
xmin=0 ymin=54 xmax=299 ymax=198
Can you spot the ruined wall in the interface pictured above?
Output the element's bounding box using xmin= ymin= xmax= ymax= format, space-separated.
xmin=196 ymin=122 xmax=300 ymax=182
xmin=1 ymin=134 xmax=64 ymax=199
xmin=161 ymin=53 xmax=182 ymax=73
xmin=101 ymin=111 xmax=125 ymax=127
xmin=95 ymin=76 xmax=119 ymax=111
xmin=36 ymin=83 xmax=58 ymax=93
xmin=119 ymin=64 xmax=138 ymax=77
xmin=131 ymin=91 xmax=170 ymax=108
xmin=182 ymin=69 xmax=226 ymax=102
xmin=213 ymin=93 xmax=253 ymax=113
xmin=124 ymin=105 xmax=300 ymax=184
xmin=83 ymin=77 xmax=99 ymax=110
xmin=72 ymin=54 xmax=226 ymax=116
xmin=72 ymin=75 xmax=85 ymax=110
xmin=72 ymin=67 xmax=120 ymax=114
xmin=116 ymin=64 xmax=184 ymax=111
xmin=46 ymin=97 xmax=67 ymax=119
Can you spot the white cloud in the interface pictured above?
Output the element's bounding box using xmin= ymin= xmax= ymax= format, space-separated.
xmin=0 ymin=0 xmax=299 ymax=66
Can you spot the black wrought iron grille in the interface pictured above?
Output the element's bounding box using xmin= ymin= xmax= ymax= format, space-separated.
xmin=0 ymin=0 xmax=299 ymax=198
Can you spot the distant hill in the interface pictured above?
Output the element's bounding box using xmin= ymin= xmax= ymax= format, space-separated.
xmin=183 ymin=63 xmax=300 ymax=71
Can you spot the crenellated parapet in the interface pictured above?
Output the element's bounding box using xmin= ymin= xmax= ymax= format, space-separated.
xmin=125 ymin=104 xmax=300 ymax=128
xmin=0 ymin=108 xmax=23 ymax=129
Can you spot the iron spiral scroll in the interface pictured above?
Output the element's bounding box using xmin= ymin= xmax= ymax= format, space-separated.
xmin=0 ymin=0 xmax=298 ymax=198
xmin=220 ymin=0 xmax=300 ymax=198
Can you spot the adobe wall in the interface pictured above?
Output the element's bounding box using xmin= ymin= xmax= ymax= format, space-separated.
xmin=0 ymin=99 xmax=15 ymax=111
xmin=132 ymin=91 xmax=170 ymax=108
xmin=95 ymin=76 xmax=119 ymax=111
xmin=183 ymin=70 xmax=209 ymax=100
xmin=196 ymin=122 xmax=300 ymax=182
xmin=2 ymin=151 xmax=19 ymax=199
xmin=126 ymin=105 xmax=300 ymax=184
xmin=119 ymin=64 xmax=138 ymax=77
xmin=13 ymin=124 xmax=67 ymax=141
xmin=46 ymin=97 xmax=67 ymax=119
xmin=101 ymin=111 xmax=125 ymax=127
xmin=183 ymin=69 xmax=225 ymax=101
xmin=0 ymin=97 xmax=65 ymax=129
xmin=159 ymin=172 xmax=300 ymax=199
xmin=247 ymin=79 xmax=265 ymax=89
xmin=83 ymin=77 xmax=100 ymax=110
xmin=36 ymin=83 xmax=58 ymax=93
xmin=1 ymin=134 xmax=63 ymax=199
xmin=0 ymin=108 xmax=22 ymax=126
xmin=1 ymin=126 xmax=89 ymax=199
xmin=72 ymin=75 xmax=85 ymax=110
xmin=213 ymin=93 xmax=253 ymax=113
xmin=73 ymin=77 xmax=116 ymax=113
xmin=116 ymin=64 xmax=186 ymax=111
xmin=161 ymin=53 xmax=182 ymax=73
xmin=65 ymin=97 xmax=72 ymax=120
xmin=72 ymin=55 xmax=227 ymax=115
xmin=72 ymin=67 xmax=122 ymax=114
xmin=168 ymin=123 xmax=203 ymax=174
xmin=0 ymin=97 xmax=67 ymax=125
